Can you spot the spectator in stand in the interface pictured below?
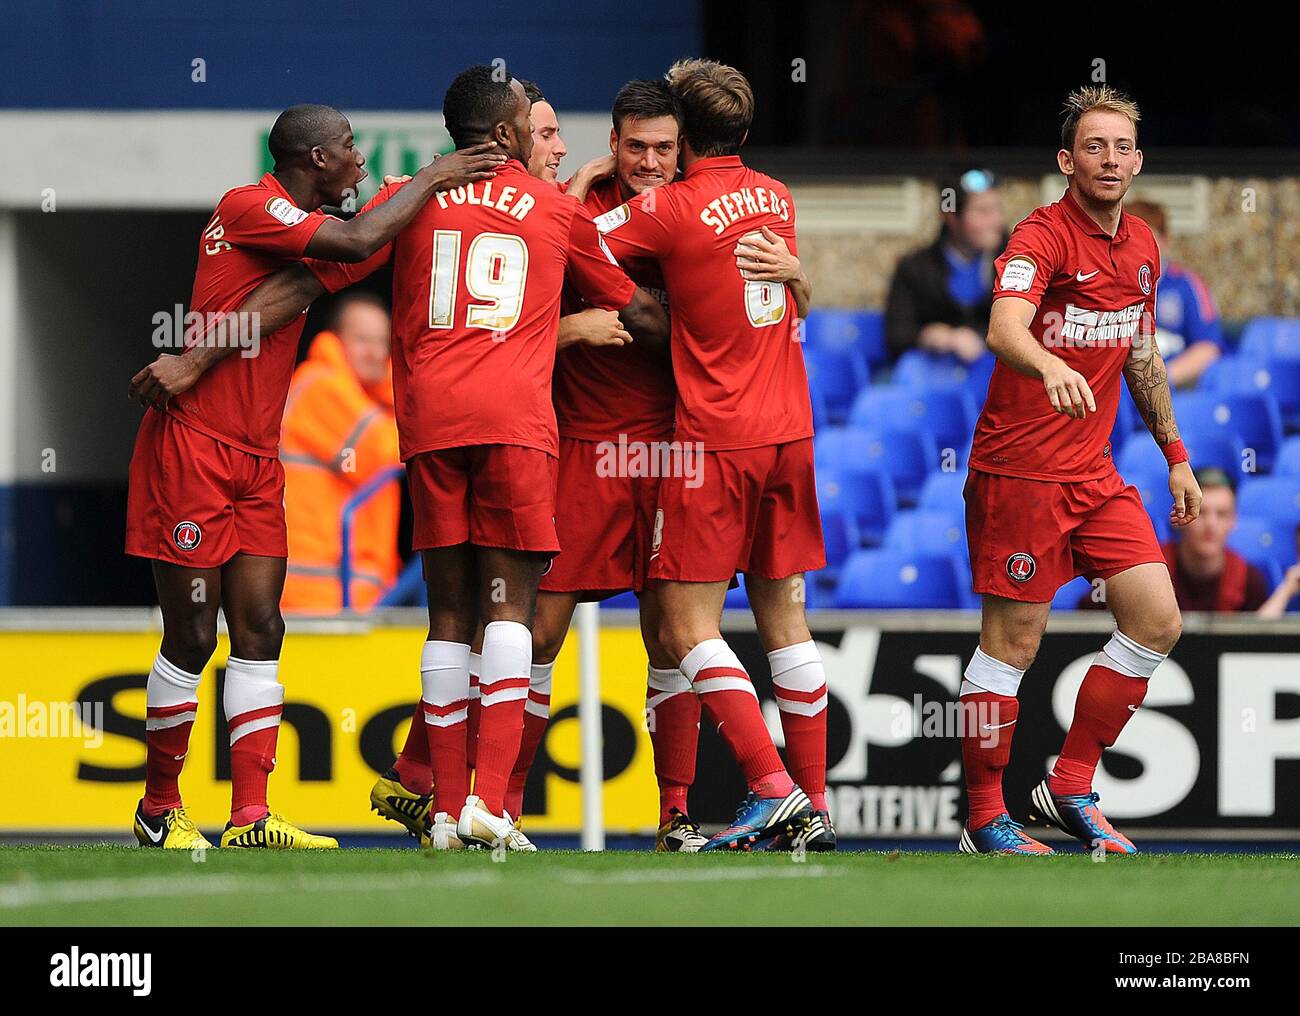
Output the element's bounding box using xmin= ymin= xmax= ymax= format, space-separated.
xmin=884 ymin=168 xmax=1005 ymax=363
xmin=280 ymin=292 xmax=401 ymax=612
xmin=1125 ymin=199 xmax=1226 ymax=388
xmin=1079 ymin=468 xmax=1267 ymax=612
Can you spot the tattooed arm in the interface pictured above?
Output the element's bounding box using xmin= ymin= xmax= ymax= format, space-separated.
xmin=1124 ymin=332 xmax=1202 ymax=526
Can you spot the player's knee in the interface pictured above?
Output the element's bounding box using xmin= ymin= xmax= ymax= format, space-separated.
xmin=164 ymin=621 xmax=218 ymax=674
xmin=1142 ymin=609 xmax=1182 ymax=655
xmin=995 ymin=628 xmax=1042 ymax=671
xmin=531 ymin=623 xmax=566 ymax=665
xmin=229 ymin=608 xmax=285 ymax=660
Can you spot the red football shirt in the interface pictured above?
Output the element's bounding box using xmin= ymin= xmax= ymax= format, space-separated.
xmin=595 ymin=155 xmax=812 ymax=450
xmin=553 ymin=175 xmax=675 ymax=441
xmin=165 ymin=173 xmax=328 ymax=456
xmin=307 ymin=160 xmax=637 ymax=460
xmin=970 ymin=189 xmax=1161 ymax=482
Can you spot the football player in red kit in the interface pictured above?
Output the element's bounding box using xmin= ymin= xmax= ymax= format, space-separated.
xmin=596 ymin=60 xmax=829 ymax=851
xmin=958 ymin=86 xmax=1200 ymax=855
xmin=208 ymin=66 xmax=669 ymax=851
xmin=124 ymin=104 xmax=504 ymax=848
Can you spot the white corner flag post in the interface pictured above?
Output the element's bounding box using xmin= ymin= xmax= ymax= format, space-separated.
xmin=576 ymin=600 xmax=605 ymax=851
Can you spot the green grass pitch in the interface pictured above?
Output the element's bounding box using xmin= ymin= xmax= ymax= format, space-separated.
xmin=0 ymin=847 xmax=1295 ymax=926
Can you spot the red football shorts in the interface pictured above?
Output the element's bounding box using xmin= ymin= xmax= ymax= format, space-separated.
xmin=964 ymin=467 xmax=1166 ymax=603
xmin=125 ymin=411 xmax=287 ymax=569
xmin=541 ymin=436 xmax=661 ymax=598
xmin=648 ymin=438 xmax=826 ymax=583
xmin=406 ymin=444 xmax=559 ymax=554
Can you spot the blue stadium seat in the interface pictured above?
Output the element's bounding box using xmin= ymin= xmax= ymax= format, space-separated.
xmin=962 ymin=351 xmax=997 ymax=406
xmin=824 ymin=422 xmax=937 ymax=506
xmin=1239 ymin=317 xmax=1300 ymax=362
xmin=849 ymin=385 xmax=975 ymax=454
xmin=1228 ymin=515 xmax=1300 ymax=572
xmin=1275 ymin=436 xmax=1300 ymax=476
xmin=918 ymin=470 xmax=968 ymax=514
xmin=820 ymin=466 xmax=896 ymax=546
xmin=815 ymin=477 xmax=861 ymax=568
xmin=893 ymin=350 xmax=973 ymax=390
xmin=804 ymin=342 xmax=868 ymax=425
xmin=1202 ymin=356 xmax=1300 ymax=431
xmin=724 ymin=576 xmax=749 ymax=609
xmin=803 ymin=308 xmax=887 ymax=368
xmin=1172 ymin=391 xmax=1283 ymax=472
xmin=1051 ymin=574 xmax=1095 ymax=611
xmin=1117 ymin=435 xmax=1171 ymax=480
xmin=883 ymin=509 xmax=968 ymax=562
xmin=1177 ymin=427 xmax=1246 ymax=477
xmin=1118 ymin=469 xmax=1175 ymax=544
xmin=1237 ymin=476 xmax=1300 ymax=530
xmin=835 ymin=550 xmax=963 ymax=608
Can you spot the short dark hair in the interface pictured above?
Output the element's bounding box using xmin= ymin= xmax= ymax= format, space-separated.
xmin=519 ymin=79 xmax=546 ymax=105
xmin=443 ymin=64 xmax=521 ymax=149
xmin=268 ymin=104 xmax=348 ymax=168
xmin=665 ymin=59 xmax=753 ymax=157
xmin=611 ymin=79 xmax=682 ymax=134
xmin=1195 ymin=466 xmax=1237 ymax=494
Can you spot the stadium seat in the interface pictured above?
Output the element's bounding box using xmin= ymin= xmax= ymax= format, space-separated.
xmin=803 ymin=342 xmax=868 ymax=424
xmin=816 ymin=478 xmax=861 ymax=568
xmin=883 ymin=508 xmax=968 ymax=562
xmin=1172 ymin=391 xmax=1284 ymax=472
xmin=1176 ymin=427 xmax=1246 ymax=478
xmin=1237 ymin=476 xmax=1300 ymax=530
xmin=835 ymin=550 xmax=963 ymax=608
xmin=918 ymin=469 xmax=968 ymax=514
xmin=1051 ymin=574 xmax=1095 ymax=611
xmin=724 ymin=576 xmax=749 ymax=609
xmin=820 ymin=466 xmax=896 ymax=546
xmin=849 ymin=385 xmax=975 ymax=455
xmin=1202 ymin=355 xmax=1300 ymax=431
xmin=1228 ymin=515 xmax=1300 ymax=572
xmin=823 ymin=422 xmax=937 ymax=506
xmin=962 ymin=351 xmax=997 ymax=406
xmin=803 ymin=308 xmax=888 ymax=368
xmin=1275 ymin=436 xmax=1300 ymax=476
xmin=1239 ymin=317 xmax=1300 ymax=362
xmin=601 ymin=590 xmax=639 ymax=609
xmin=893 ymin=350 xmax=972 ymax=390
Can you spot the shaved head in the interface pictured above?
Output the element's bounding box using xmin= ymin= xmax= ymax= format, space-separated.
xmin=268 ymin=103 xmax=350 ymax=169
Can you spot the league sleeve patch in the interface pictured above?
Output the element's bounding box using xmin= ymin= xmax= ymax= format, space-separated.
xmin=592 ymin=203 xmax=630 ymax=234
xmin=998 ymin=255 xmax=1037 ymax=293
xmin=265 ymin=196 xmax=309 ymax=227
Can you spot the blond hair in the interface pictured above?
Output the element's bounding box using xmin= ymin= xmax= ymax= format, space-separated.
xmin=665 ymin=58 xmax=754 ymax=156
xmin=1060 ymin=85 xmax=1140 ymax=151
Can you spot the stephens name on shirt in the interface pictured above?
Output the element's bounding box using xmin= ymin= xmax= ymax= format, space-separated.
xmin=698 ymin=186 xmax=790 ymax=235
xmin=433 ymin=179 xmax=536 ymax=220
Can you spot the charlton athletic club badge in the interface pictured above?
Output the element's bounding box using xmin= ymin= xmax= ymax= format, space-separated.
xmin=1138 ymin=264 xmax=1152 ymax=295
xmin=1006 ymin=552 xmax=1036 ymax=582
xmin=173 ymin=520 xmax=202 ymax=552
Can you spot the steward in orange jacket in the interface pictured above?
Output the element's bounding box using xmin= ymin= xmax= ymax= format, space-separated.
xmin=281 ymin=298 xmax=401 ymax=611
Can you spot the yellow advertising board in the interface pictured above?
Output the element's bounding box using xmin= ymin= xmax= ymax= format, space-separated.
xmin=0 ymin=627 xmax=660 ymax=834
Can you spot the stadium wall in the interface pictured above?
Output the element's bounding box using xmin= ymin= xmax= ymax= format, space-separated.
xmin=1 ymin=610 xmax=1296 ymax=840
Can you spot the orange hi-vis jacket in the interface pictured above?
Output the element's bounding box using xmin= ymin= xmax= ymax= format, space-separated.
xmin=280 ymin=330 xmax=401 ymax=611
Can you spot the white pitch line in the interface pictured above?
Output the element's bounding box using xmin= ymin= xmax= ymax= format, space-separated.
xmin=0 ymin=861 xmax=843 ymax=911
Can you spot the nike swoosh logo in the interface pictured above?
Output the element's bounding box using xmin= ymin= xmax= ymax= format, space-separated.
xmin=140 ymin=820 xmax=165 ymax=844
xmin=1076 ymin=270 xmax=1099 ymax=282
xmin=982 ymin=720 xmax=1017 ymax=730
xmin=1127 ymin=704 xmax=1139 ymax=711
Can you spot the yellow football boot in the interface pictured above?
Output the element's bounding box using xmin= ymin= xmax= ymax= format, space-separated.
xmin=220 ymin=812 xmax=338 ymax=849
xmin=134 ymin=801 xmax=213 ymax=850
xmin=370 ymin=768 xmax=433 ymax=838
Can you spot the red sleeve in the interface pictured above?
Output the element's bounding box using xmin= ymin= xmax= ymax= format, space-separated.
xmin=301 ymin=184 xmax=401 ymax=293
xmin=220 ymin=187 xmax=328 ymax=258
xmin=592 ymin=186 xmax=676 ymax=260
xmin=992 ymin=217 xmax=1063 ymax=309
xmin=565 ymin=210 xmax=637 ymax=310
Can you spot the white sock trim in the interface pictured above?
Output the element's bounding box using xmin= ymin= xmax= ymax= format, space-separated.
xmin=1097 ymin=630 xmax=1165 ymax=680
xmin=223 ymin=657 xmax=284 ymax=745
xmin=146 ymin=653 xmax=201 ymax=713
xmin=680 ymin=639 xmax=757 ymax=699
xmin=480 ymin=620 xmax=532 ymax=707
xmin=962 ymin=647 xmax=1025 ymax=698
xmin=646 ymin=665 xmax=692 ymax=709
xmin=768 ymin=640 xmax=827 ymax=716
xmin=525 ymin=661 xmax=554 ymax=719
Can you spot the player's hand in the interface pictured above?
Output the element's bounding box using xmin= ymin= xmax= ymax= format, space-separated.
xmin=426 ymin=142 xmax=507 ymax=191
xmin=1040 ymin=358 xmax=1096 ymax=419
xmin=382 ymin=174 xmax=413 ymax=186
xmin=734 ymin=227 xmax=800 ymax=282
xmin=562 ymin=308 xmax=632 ymax=348
xmin=565 ymin=155 xmax=616 ymax=201
xmin=128 ymin=353 xmax=201 ymax=411
xmin=1168 ymin=460 xmax=1202 ymax=527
